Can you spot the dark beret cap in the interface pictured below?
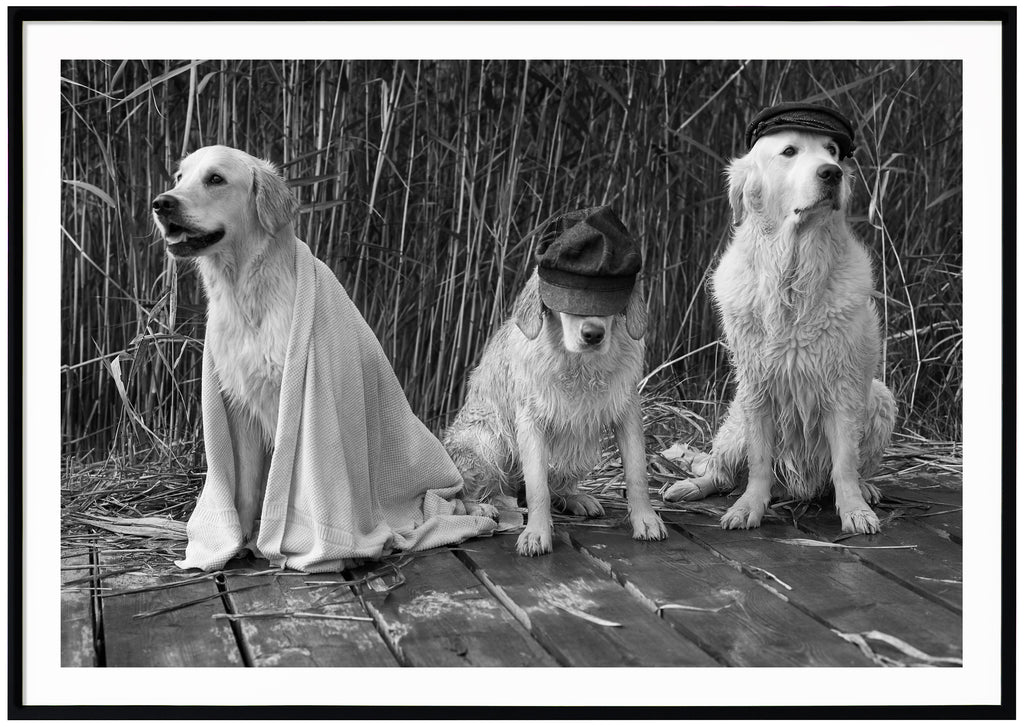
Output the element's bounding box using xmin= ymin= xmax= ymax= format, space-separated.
xmin=535 ymin=205 xmax=641 ymax=316
xmin=745 ymin=102 xmax=857 ymax=159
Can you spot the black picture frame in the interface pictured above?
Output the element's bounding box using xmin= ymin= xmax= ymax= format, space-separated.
xmin=11 ymin=4 xmax=1015 ymax=719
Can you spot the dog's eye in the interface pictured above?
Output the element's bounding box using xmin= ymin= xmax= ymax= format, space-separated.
xmin=207 ymin=174 xmax=225 ymax=185
xmin=173 ymin=173 xmax=182 ymax=184
xmin=780 ymin=146 xmax=797 ymax=157
xmin=827 ymin=144 xmax=839 ymax=157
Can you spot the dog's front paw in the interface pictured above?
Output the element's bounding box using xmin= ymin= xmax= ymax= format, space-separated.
xmin=561 ymin=493 xmax=605 ymax=518
xmin=662 ymin=474 xmax=729 ymax=503
xmin=466 ymin=501 xmax=500 ymax=520
xmin=662 ymin=478 xmax=707 ymax=503
xmin=516 ymin=524 xmax=553 ymax=556
xmin=721 ymin=495 xmax=768 ymax=530
xmin=629 ymin=507 xmax=667 ymax=541
xmin=841 ymin=507 xmax=880 ymax=535
xmin=858 ymin=480 xmax=882 ymax=505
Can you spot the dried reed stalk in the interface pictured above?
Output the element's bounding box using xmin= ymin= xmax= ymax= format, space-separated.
xmin=61 ymin=60 xmax=963 ymax=464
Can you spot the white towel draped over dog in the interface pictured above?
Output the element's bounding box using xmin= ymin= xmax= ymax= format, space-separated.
xmin=176 ymin=239 xmax=495 ymax=572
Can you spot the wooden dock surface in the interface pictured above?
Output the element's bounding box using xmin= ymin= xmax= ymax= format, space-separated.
xmin=61 ymin=474 xmax=962 ymax=668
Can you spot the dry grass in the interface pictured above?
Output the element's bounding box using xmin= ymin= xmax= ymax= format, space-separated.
xmin=60 ymin=380 xmax=961 ymax=563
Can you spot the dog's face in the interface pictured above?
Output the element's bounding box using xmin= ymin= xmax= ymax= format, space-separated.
xmin=152 ymin=145 xmax=296 ymax=258
xmin=728 ymin=130 xmax=851 ymax=227
xmin=513 ymin=270 xmax=647 ymax=349
xmin=556 ymin=313 xmax=617 ymax=354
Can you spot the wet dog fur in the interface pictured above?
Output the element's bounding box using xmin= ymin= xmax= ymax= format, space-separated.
xmin=152 ymin=145 xmax=299 ymax=543
xmin=444 ymin=270 xmax=668 ymax=556
xmin=661 ymin=130 xmax=896 ymax=534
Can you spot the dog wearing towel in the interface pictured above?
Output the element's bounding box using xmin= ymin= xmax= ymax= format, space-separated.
xmin=154 ymin=146 xmax=495 ymax=571
xmin=444 ymin=206 xmax=667 ymax=556
xmin=153 ymin=145 xmax=296 ymax=543
xmin=662 ymin=103 xmax=896 ymax=534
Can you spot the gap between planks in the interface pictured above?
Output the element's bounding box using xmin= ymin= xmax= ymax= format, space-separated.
xmin=218 ymin=559 xmax=399 ymax=668
xmin=793 ymin=517 xmax=961 ymax=615
xmin=561 ymin=526 xmax=876 ymax=667
xmin=661 ymin=512 xmax=961 ymax=664
xmin=215 ymin=573 xmax=255 ymax=667
xmin=60 ymin=544 xmax=102 ymax=667
xmin=455 ymin=536 xmax=720 ymax=667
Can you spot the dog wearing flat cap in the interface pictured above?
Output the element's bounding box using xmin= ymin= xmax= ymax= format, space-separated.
xmin=662 ymin=102 xmax=896 ymax=535
xmin=444 ymin=206 xmax=667 ymax=556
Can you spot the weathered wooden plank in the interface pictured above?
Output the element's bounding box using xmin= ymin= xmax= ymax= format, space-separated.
xmin=461 ymin=535 xmax=719 ymax=666
xmin=222 ymin=567 xmax=398 ymax=667
xmin=796 ymin=505 xmax=962 ymax=614
xmin=881 ymin=481 xmax=961 ymax=506
xmin=665 ymin=506 xmax=962 ymax=664
xmin=912 ymin=508 xmax=963 ymax=544
xmin=884 ymin=471 xmax=962 ymax=495
xmin=352 ymin=550 xmax=558 ymax=667
xmin=61 ymin=551 xmax=97 ymax=667
xmin=100 ymin=553 xmax=242 ymax=667
xmin=566 ymin=526 xmax=875 ymax=667
xmin=881 ymin=483 xmax=962 ymax=544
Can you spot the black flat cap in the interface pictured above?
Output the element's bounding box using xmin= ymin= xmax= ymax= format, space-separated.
xmin=536 ymin=206 xmax=641 ymax=316
xmin=745 ymin=102 xmax=857 ymax=159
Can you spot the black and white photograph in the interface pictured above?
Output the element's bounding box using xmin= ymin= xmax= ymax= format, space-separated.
xmin=13 ymin=6 xmax=1010 ymax=717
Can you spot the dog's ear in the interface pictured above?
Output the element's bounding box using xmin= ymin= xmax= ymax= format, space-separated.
xmin=837 ymin=160 xmax=854 ymax=212
xmin=726 ymin=156 xmax=753 ymax=226
xmin=624 ymin=279 xmax=647 ymax=340
xmin=252 ymin=159 xmax=298 ymax=234
xmin=513 ymin=270 xmax=545 ymax=340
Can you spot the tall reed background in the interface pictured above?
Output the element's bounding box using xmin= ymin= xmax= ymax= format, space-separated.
xmin=61 ymin=59 xmax=963 ymax=463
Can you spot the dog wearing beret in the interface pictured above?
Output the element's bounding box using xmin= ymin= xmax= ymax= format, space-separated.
xmin=444 ymin=206 xmax=668 ymax=556
xmin=662 ymin=103 xmax=896 ymax=534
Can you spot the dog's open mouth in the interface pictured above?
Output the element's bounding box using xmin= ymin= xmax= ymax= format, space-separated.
xmin=159 ymin=221 xmax=226 ymax=256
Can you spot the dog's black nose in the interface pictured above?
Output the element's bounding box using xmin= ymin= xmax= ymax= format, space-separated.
xmin=817 ymin=164 xmax=843 ymax=186
xmin=581 ymin=322 xmax=605 ymax=345
xmin=152 ymin=194 xmax=178 ymax=215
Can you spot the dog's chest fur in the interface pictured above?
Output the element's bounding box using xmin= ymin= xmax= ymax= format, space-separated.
xmin=516 ymin=325 xmax=643 ymax=483
xmin=714 ymin=230 xmax=874 ymax=386
xmin=200 ymin=255 xmax=296 ymax=448
xmin=713 ymin=226 xmax=879 ymax=495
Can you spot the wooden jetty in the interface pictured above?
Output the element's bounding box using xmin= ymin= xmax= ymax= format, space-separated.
xmin=61 ymin=475 xmax=961 ymax=668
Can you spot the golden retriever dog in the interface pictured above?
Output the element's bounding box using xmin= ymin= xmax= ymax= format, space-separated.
xmin=152 ymin=145 xmax=298 ymax=541
xmin=662 ymin=123 xmax=896 ymax=534
xmin=443 ymin=270 xmax=668 ymax=556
